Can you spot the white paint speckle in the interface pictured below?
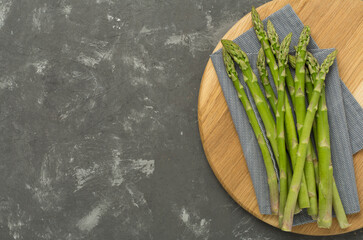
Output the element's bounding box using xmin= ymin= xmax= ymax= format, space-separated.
xmin=123 ymin=107 xmax=152 ymax=132
xmin=106 ymin=14 xmax=114 ymax=21
xmin=131 ymin=159 xmax=155 ymax=176
xmin=123 ymin=120 xmax=133 ymax=133
xmin=110 ymin=149 xmax=155 ymax=186
xmin=0 ymin=75 xmax=17 ymax=90
xmin=0 ymin=0 xmax=12 ymax=30
xmin=112 ymin=25 xmax=122 ymax=30
xmin=139 ymin=26 xmax=169 ymax=35
xmin=77 ymin=47 xmax=113 ymax=68
xmin=205 ymin=11 xmax=213 ymax=30
xmin=122 ymin=56 xmax=148 ymax=72
xmin=131 ymin=77 xmax=152 ymax=87
xmin=88 ymin=99 xmax=96 ymax=109
xmin=77 ymin=53 xmax=101 ymax=68
xmin=139 ymin=26 xmax=151 ymax=34
xmin=77 ymin=201 xmax=109 ymax=232
xmin=32 ymin=60 xmax=48 ymax=75
xmin=62 ymin=5 xmax=72 ymax=18
xmin=96 ymin=0 xmax=114 ymax=4
xmin=154 ymin=64 xmax=165 ymax=71
xmin=32 ymin=4 xmax=53 ymax=33
xmin=74 ymin=163 xmax=100 ymax=191
xmin=126 ymin=183 xmax=147 ymax=208
xmin=59 ymin=112 xmax=69 ymax=121
xmin=37 ymin=88 xmax=47 ymax=105
xmin=107 ymin=14 xmax=120 ymax=22
xmin=232 ymin=216 xmax=255 ymax=240
xmin=164 ymin=33 xmax=208 ymax=57
xmin=180 ymin=207 xmax=190 ymax=223
xmin=178 ymin=207 xmax=211 ymax=239
xmin=128 ymin=109 xmax=146 ymax=123
xmin=62 ymin=43 xmax=70 ymax=53
xmin=27 ymin=148 xmax=65 ymax=212
xmin=180 ymin=131 xmax=183 ymax=136
xmin=7 ymin=210 xmax=26 ymax=239
xmin=106 ymin=13 xmax=123 ymax=29
xmin=165 ymin=34 xmax=189 ymax=46
xmin=95 ymin=49 xmax=113 ymax=61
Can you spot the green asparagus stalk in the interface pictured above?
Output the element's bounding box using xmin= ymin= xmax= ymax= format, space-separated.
xmin=304 ymin=72 xmax=319 ymax=219
xmin=276 ymin=33 xmax=292 ymax=226
xmin=251 ymin=8 xmax=310 ymax=209
xmin=281 ymin=50 xmax=337 ymax=231
xmin=266 ymin=20 xmax=295 ymax=105
xmin=292 ymin=54 xmax=318 ymax=215
xmin=306 ymin=52 xmax=350 ymax=229
xmin=286 ymin=97 xmax=302 ymax=215
xmin=251 ymin=7 xmax=278 ymax=83
xmin=306 ymin=52 xmax=320 ymax=139
xmin=305 ymin=55 xmax=319 ymax=189
xmin=306 ymin=64 xmax=320 ymax=219
xmin=294 ymin=26 xmax=310 ymax=136
xmin=292 ymin=26 xmax=312 ymax=210
xmin=316 ymin=87 xmax=333 ymax=228
xmin=222 ymin=47 xmax=279 ymax=215
xmin=222 ymin=40 xmax=279 ymax=159
xmin=332 ymin=179 xmax=351 ymax=229
xmin=292 ymin=55 xmax=318 ymax=148
xmin=257 ymin=48 xmax=277 ymax=114
xmin=305 ymin=53 xmax=319 ymax=189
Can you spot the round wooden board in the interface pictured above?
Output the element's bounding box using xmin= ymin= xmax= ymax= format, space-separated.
xmin=198 ymin=0 xmax=363 ymax=235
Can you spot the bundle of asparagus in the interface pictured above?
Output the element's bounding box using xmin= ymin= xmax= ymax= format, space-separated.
xmin=221 ymin=6 xmax=351 ymax=231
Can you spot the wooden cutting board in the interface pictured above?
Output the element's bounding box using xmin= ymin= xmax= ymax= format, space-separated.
xmin=198 ymin=0 xmax=363 ymax=235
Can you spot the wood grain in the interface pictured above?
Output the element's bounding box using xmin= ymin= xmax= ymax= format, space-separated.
xmin=198 ymin=0 xmax=363 ymax=235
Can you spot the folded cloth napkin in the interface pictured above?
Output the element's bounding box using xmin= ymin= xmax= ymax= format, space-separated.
xmin=211 ymin=4 xmax=363 ymax=225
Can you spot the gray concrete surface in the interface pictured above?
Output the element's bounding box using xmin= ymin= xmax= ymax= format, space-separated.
xmin=0 ymin=0 xmax=361 ymax=239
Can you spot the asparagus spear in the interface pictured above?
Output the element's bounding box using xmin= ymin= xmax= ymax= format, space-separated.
xmin=281 ymin=50 xmax=337 ymax=231
xmin=306 ymin=52 xmax=350 ymax=228
xmin=304 ymin=72 xmax=319 ymax=219
xmin=266 ymin=20 xmax=295 ymax=105
xmin=305 ymin=56 xmax=320 ymax=193
xmin=276 ymin=33 xmax=292 ymax=226
xmin=294 ymin=26 xmax=310 ymax=137
xmin=251 ymin=7 xmax=278 ymax=83
xmin=316 ymin=87 xmax=333 ymax=228
xmin=306 ymin=52 xmax=320 ymax=139
xmin=292 ymin=52 xmax=319 ymax=216
xmin=311 ymin=143 xmax=350 ymax=228
xmin=251 ymin=8 xmax=310 ymax=209
xmin=222 ymin=47 xmax=279 ymax=215
xmin=222 ymin=40 xmax=279 ymax=159
xmin=257 ymin=48 xmax=277 ymax=114
xmin=332 ymin=180 xmax=351 ymax=229
xmin=292 ymin=26 xmax=312 ymax=210
xmin=293 ymin=54 xmax=318 ymax=145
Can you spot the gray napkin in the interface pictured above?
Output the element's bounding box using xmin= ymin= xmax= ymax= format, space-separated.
xmin=210 ymin=4 xmax=362 ymax=225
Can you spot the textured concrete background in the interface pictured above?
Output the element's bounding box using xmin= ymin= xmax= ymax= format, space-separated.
xmin=0 ymin=0 xmax=361 ymax=239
